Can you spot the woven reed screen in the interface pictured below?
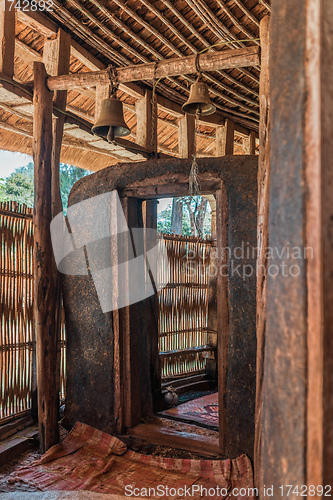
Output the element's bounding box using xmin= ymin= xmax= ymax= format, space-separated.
xmin=158 ymin=234 xmax=214 ymax=380
xmin=0 ymin=202 xmax=66 ymax=423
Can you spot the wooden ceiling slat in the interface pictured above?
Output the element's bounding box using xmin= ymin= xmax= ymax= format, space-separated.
xmin=231 ymin=0 xmax=260 ymax=27
xmin=54 ymin=0 xmax=259 ymax=119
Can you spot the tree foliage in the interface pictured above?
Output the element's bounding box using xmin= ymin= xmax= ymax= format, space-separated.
xmin=0 ymin=162 xmax=90 ymax=212
xmin=157 ymin=196 xmax=212 ymax=236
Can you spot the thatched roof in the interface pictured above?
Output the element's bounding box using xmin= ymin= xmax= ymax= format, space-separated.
xmin=0 ymin=0 xmax=268 ymax=171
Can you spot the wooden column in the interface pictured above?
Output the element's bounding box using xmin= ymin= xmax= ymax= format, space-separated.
xmin=0 ymin=1 xmax=15 ymax=77
xmin=33 ymin=62 xmax=59 ymax=452
xmin=136 ymin=89 xmax=157 ymax=154
xmin=43 ymin=29 xmax=71 ymax=218
xmin=95 ymin=84 xmax=112 ymax=123
xmin=260 ymin=0 xmax=333 ymax=491
xmin=254 ymin=15 xmax=270 ymax=491
xmin=178 ymin=114 xmax=195 ymax=159
xmin=120 ymin=197 xmax=152 ymax=428
xmin=216 ymin=119 xmax=234 ymax=156
xmin=142 ymin=200 xmax=160 ymax=406
xmin=43 ymin=29 xmax=71 ymax=427
xmin=306 ymin=0 xmax=333 ymax=489
xmin=243 ymin=130 xmax=256 ymax=155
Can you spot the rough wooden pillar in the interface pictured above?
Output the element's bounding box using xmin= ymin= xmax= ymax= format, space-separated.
xmin=217 ymin=166 xmax=258 ymax=459
xmin=261 ymin=0 xmax=333 ymax=491
xmin=216 ymin=119 xmax=234 ymax=156
xmin=43 ymin=29 xmax=71 ymax=428
xmin=142 ymin=200 xmax=161 ymax=405
xmin=0 ymin=1 xmax=15 ymax=78
xmin=178 ymin=114 xmax=195 ymax=159
xmin=43 ymin=29 xmax=71 ymax=218
xmin=306 ymin=0 xmax=333 ymax=490
xmin=254 ymin=14 xmax=270 ymax=491
xmin=136 ymin=89 xmax=157 ymax=154
xmin=120 ymin=197 xmax=152 ymax=427
xmin=33 ymin=62 xmax=59 ymax=452
xmin=243 ymin=130 xmax=256 ymax=155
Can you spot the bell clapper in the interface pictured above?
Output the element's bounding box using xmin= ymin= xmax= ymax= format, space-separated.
xmin=107 ymin=126 xmax=115 ymax=143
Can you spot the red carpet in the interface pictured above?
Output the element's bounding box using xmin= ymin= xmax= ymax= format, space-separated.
xmin=160 ymin=392 xmax=219 ymax=428
xmin=10 ymin=422 xmax=255 ymax=499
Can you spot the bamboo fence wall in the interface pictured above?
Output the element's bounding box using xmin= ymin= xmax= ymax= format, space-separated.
xmin=158 ymin=234 xmax=214 ymax=380
xmin=0 ymin=202 xmax=66 ymax=423
xmin=1 ymin=206 xmax=213 ymax=422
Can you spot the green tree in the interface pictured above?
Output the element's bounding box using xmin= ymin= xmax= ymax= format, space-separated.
xmin=0 ymin=162 xmax=90 ymax=212
xmin=0 ymin=171 xmax=34 ymax=206
xmin=157 ymin=198 xmax=211 ymax=236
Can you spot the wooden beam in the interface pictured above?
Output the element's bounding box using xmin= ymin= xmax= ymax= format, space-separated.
xmin=33 ymin=62 xmax=59 ymax=453
xmin=216 ymin=119 xmax=234 ymax=156
xmin=15 ymin=39 xmax=42 ymax=66
xmin=47 ymin=47 xmax=260 ymax=91
xmin=254 ymin=15 xmax=270 ymax=493
xmin=243 ymin=130 xmax=256 ymax=155
xmin=178 ymin=115 xmax=195 ymax=159
xmin=0 ymin=1 xmax=15 ymax=78
xmin=17 ymin=9 xmax=57 ymax=37
xmin=135 ymin=89 xmax=157 ymax=153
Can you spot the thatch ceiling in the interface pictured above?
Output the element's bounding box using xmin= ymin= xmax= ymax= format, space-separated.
xmin=0 ymin=0 xmax=268 ymax=170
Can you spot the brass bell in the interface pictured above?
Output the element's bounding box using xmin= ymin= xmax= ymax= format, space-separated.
xmin=92 ymin=97 xmax=131 ymax=141
xmin=182 ymin=81 xmax=216 ymax=116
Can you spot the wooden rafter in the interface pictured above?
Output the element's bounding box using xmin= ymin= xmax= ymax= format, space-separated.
xmin=47 ymin=47 xmax=260 ymax=90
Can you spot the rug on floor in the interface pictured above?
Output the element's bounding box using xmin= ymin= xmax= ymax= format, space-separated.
xmin=160 ymin=392 xmax=219 ymax=428
xmin=9 ymin=422 xmax=255 ymax=499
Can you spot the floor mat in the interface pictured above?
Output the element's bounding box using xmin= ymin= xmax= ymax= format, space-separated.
xmin=160 ymin=392 xmax=219 ymax=429
xmin=9 ymin=422 xmax=254 ymax=499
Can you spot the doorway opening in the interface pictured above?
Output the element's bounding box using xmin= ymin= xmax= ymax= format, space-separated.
xmin=155 ymin=196 xmax=218 ymax=431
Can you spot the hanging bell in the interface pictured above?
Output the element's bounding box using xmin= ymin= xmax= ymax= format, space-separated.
xmin=182 ymin=81 xmax=216 ymax=116
xmin=92 ymin=97 xmax=131 ymax=141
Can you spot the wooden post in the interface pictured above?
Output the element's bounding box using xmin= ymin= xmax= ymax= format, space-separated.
xmin=120 ymin=197 xmax=147 ymax=428
xmin=306 ymin=0 xmax=333 ymax=489
xmin=216 ymin=119 xmax=234 ymax=156
xmin=0 ymin=1 xmax=15 ymax=78
xmin=95 ymin=84 xmax=112 ymax=123
xmin=178 ymin=114 xmax=195 ymax=159
xmin=43 ymin=29 xmax=71 ymax=430
xmin=33 ymin=62 xmax=59 ymax=452
xmin=216 ymin=184 xmax=229 ymax=452
xmin=135 ymin=89 xmax=157 ymax=154
xmin=43 ymin=28 xmax=71 ymax=218
xmin=254 ymin=15 xmax=270 ymax=491
xmin=243 ymin=130 xmax=256 ymax=155
xmin=111 ymin=193 xmax=122 ymax=434
xmin=260 ymin=0 xmax=333 ymax=490
xmin=142 ymin=200 xmax=160 ymax=406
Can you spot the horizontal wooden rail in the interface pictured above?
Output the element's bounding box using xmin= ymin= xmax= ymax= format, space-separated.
xmin=159 ymin=345 xmax=216 ymax=358
xmin=47 ymin=47 xmax=260 ymax=91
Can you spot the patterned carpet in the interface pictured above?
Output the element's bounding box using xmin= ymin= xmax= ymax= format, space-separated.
xmin=8 ymin=422 xmax=255 ymax=499
xmin=160 ymin=392 xmax=219 ymax=429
